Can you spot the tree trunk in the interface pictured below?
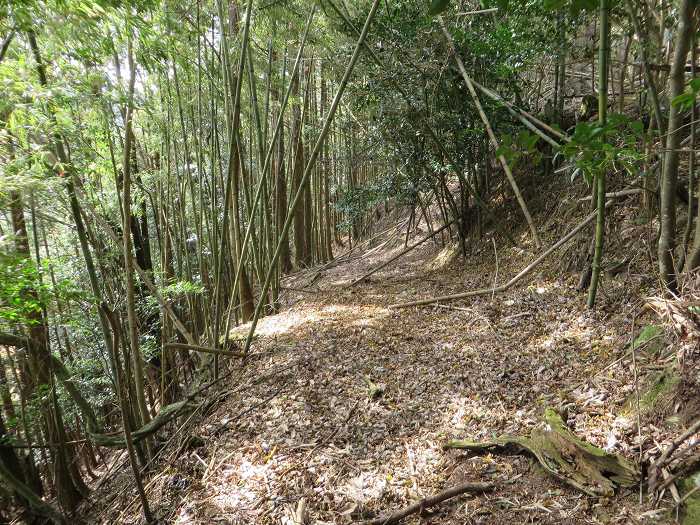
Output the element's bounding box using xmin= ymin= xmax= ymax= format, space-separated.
xmin=658 ymin=0 xmax=694 ymax=291
xmin=291 ymin=63 xmax=309 ymax=267
xmin=274 ymin=57 xmax=293 ymax=273
xmin=587 ymin=0 xmax=610 ymax=308
xmin=120 ymin=42 xmax=152 ymax=440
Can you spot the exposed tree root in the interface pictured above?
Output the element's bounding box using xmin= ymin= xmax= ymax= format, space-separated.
xmin=444 ymin=408 xmax=639 ymax=497
xmin=361 ymin=480 xmax=494 ymax=525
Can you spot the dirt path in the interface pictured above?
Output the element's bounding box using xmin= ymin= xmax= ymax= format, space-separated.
xmin=105 ymin=225 xmax=671 ymax=524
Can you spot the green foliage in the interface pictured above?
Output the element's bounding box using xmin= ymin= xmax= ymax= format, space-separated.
xmin=496 ymin=130 xmax=541 ymax=167
xmin=632 ymin=324 xmax=663 ymax=350
xmin=0 ymin=249 xmax=86 ymax=330
xmin=334 ymin=170 xmax=422 ymax=232
xmin=560 ymin=114 xmax=645 ymax=183
xmin=672 ymin=78 xmax=700 ymax=111
xmin=160 ymin=280 xmax=205 ymax=298
xmin=0 ymin=253 xmax=47 ymax=326
xmin=541 ymin=0 xmax=597 ymax=15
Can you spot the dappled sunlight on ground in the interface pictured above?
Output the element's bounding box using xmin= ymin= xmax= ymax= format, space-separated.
xmin=94 ymin=213 xmax=668 ymax=524
xmin=226 ymin=303 xmax=392 ymax=342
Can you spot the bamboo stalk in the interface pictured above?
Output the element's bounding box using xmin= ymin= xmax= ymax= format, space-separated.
xmin=439 ymin=19 xmax=542 ymax=248
xmin=587 ymin=0 xmax=610 ymax=308
xmin=242 ymin=0 xmax=383 ymax=354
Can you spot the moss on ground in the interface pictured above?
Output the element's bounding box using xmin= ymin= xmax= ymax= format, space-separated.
xmin=624 ymin=368 xmax=680 ymax=420
xmin=680 ymin=472 xmax=700 ymax=525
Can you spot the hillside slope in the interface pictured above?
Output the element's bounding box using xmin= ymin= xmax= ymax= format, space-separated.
xmin=84 ymin=188 xmax=699 ymax=524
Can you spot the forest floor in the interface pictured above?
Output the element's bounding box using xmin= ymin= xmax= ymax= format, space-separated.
xmin=90 ymin=195 xmax=696 ymax=525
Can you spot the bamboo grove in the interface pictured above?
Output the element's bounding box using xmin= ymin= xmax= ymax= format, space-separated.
xmin=1 ymin=0 xmax=699 ymax=522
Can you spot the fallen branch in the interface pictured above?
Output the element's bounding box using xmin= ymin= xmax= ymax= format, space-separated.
xmin=655 ymin=418 xmax=700 ymax=470
xmin=318 ymin=216 xmax=410 ymax=271
xmin=649 ymin=417 xmax=700 ymax=492
xmin=0 ymin=331 xmax=29 ymax=348
xmin=440 ymin=19 xmax=541 ymax=248
xmin=578 ymin=188 xmax=643 ymax=201
xmin=90 ymin=399 xmax=195 ymax=448
xmin=471 ymin=81 xmax=562 ymax=148
xmin=389 ymin=196 xmax=621 ymax=308
xmin=348 ymin=220 xmax=454 ymax=287
xmin=445 ymin=408 xmax=638 ymax=497
xmin=361 ymin=480 xmax=494 ymax=525
xmin=280 ymin=286 xmax=321 ymax=294
xmin=656 ymin=451 xmax=700 ymax=493
xmin=456 ymin=7 xmax=499 ymax=15
xmin=164 ymin=342 xmax=245 ymax=358
xmin=471 ymin=79 xmax=569 ymax=143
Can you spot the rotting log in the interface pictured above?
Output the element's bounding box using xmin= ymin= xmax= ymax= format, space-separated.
xmin=361 ymin=480 xmax=494 ymax=525
xmin=444 ymin=408 xmax=638 ymax=497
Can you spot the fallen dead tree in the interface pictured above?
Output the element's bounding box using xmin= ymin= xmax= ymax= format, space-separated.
xmin=578 ymin=188 xmax=644 ymax=202
xmin=361 ymin=480 xmax=494 ymax=525
xmin=444 ymin=408 xmax=639 ymax=497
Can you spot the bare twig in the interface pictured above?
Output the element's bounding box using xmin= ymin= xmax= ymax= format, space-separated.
xmin=390 ymin=206 xmax=604 ymax=308
xmin=630 ymin=310 xmax=644 ymax=504
xmin=456 ymin=8 xmax=499 ymax=15
xmin=389 ymin=181 xmax=639 ymax=309
xmin=578 ymin=188 xmax=644 ymax=201
xmin=650 ymin=417 xmax=700 ymax=492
